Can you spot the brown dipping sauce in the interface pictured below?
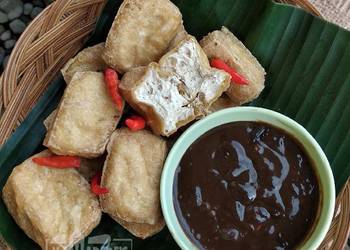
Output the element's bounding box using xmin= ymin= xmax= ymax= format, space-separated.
xmin=174 ymin=122 xmax=320 ymax=250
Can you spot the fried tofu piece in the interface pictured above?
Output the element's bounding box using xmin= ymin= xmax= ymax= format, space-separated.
xmin=44 ymin=71 xmax=123 ymax=158
xmin=111 ymin=215 xmax=165 ymax=239
xmin=44 ymin=110 xmax=104 ymax=181
xmin=168 ymin=23 xmax=188 ymax=51
xmin=100 ymin=129 xmax=167 ymax=238
xmin=43 ymin=109 xmax=57 ymax=131
xmin=200 ymin=26 xmax=266 ymax=105
xmin=61 ymin=43 xmax=106 ymax=83
xmin=209 ymin=95 xmax=237 ymax=112
xmin=102 ymin=0 xmax=182 ymax=73
xmin=2 ymin=150 xmax=101 ymax=250
xmin=120 ymin=35 xmax=230 ymax=136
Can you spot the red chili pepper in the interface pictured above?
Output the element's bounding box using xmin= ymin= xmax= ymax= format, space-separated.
xmin=91 ymin=171 xmax=109 ymax=195
xmin=32 ymin=156 xmax=80 ymax=168
xmin=125 ymin=115 xmax=146 ymax=131
xmin=104 ymin=68 xmax=124 ymax=112
xmin=210 ymin=58 xmax=249 ymax=85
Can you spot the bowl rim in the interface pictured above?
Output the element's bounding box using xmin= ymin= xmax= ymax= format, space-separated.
xmin=160 ymin=107 xmax=336 ymax=250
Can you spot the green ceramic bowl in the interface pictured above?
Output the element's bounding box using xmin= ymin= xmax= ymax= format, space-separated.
xmin=160 ymin=107 xmax=335 ymax=250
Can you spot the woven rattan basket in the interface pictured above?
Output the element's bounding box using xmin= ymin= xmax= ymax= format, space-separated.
xmin=0 ymin=0 xmax=349 ymax=249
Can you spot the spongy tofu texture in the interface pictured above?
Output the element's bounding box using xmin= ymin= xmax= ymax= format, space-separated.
xmin=2 ymin=150 xmax=101 ymax=250
xmin=120 ymin=36 xmax=230 ymax=136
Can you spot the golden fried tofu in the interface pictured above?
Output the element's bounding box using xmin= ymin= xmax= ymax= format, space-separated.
xmin=44 ymin=110 xmax=104 ymax=181
xmin=111 ymin=215 xmax=165 ymax=239
xmin=209 ymin=95 xmax=237 ymax=112
xmin=44 ymin=71 xmax=123 ymax=158
xmin=43 ymin=109 xmax=57 ymax=131
xmin=120 ymin=35 xmax=230 ymax=136
xmin=200 ymin=26 xmax=266 ymax=105
xmin=102 ymin=0 xmax=182 ymax=73
xmin=2 ymin=150 xmax=101 ymax=250
xmin=168 ymin=23 xmax=188 ymax=50
xmin=100 ymin=129 xmax=167 ymax=238
xmin=61 ymin=43 xmax=106 ymax=83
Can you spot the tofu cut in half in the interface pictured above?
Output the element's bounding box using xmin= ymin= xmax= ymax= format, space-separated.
xmin=44 ymin=71 xmax=123 ymax=158
xmin=120 ymin=35 xmax=231 ymax=136
xmin=61 ymin=43 xmax=106 ymax=83
xmin=200 ymin=26 xmax=266 ymax=106
xmin=2 ymin=150 xmax=101 ymax=250
xmin=102 ymin=0 xmax=182 ymax=73
xmin=100 ymin=128 xmax=167 ymax=238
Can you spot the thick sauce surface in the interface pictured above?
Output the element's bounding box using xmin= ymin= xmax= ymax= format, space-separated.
xmin=174 ymin=122 xmax=319 ymax=250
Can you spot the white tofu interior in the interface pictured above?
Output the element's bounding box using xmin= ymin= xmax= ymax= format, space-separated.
xmin=134 ymin=37 xmax=229 ymax=135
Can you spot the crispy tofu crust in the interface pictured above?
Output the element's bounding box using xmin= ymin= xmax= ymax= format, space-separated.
xmin=44 ymin=71 xmax=123 ymax=158
xmin=120 ymin=36 xmax=230 ymax=136
xmin=109 ymin=213 xmax=165 ymax=239
xmin=44 ymin=110 xmax=104 ymax=181
xmin=43 ymin=109 xmax=57 ymax=131
xmin=102 ymin=0 xmax=182 ymax=73
xmin=61 ymin=43 xmax=106 ymax=83
xmin=200 ymin=26 xmax=266 ymax=105
xmin=2 ymin=150 xmax=102 ymax=250
xmin=209 ymin=95 xmax=237 ymax=112
xmin=167 ymin=23 xmax=188 ymax=51
xmin=100 ymin=129 xmax=167 ymax=238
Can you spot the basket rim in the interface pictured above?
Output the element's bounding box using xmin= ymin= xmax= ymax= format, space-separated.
xmin=276 ymin=0 xmax=321 ymax=16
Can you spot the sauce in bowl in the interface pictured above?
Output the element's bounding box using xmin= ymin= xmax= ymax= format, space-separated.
xmin=173 ymin=121 xmax=320 ymax=250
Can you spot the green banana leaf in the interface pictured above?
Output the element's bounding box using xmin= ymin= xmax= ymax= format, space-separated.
xmin=1 ymin=0 xmax=350 ymax=249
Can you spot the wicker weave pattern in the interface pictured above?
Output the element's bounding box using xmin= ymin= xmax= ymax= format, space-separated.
xmin=0 ymin=0 xmax=348 ymax=249
xmin=279 ymin=0 xmax=320 ymax=15
xmin=319 ymin=181 xmax=350 ymax=249
xmin=0 ymin=0 xmax=106 ymax=145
